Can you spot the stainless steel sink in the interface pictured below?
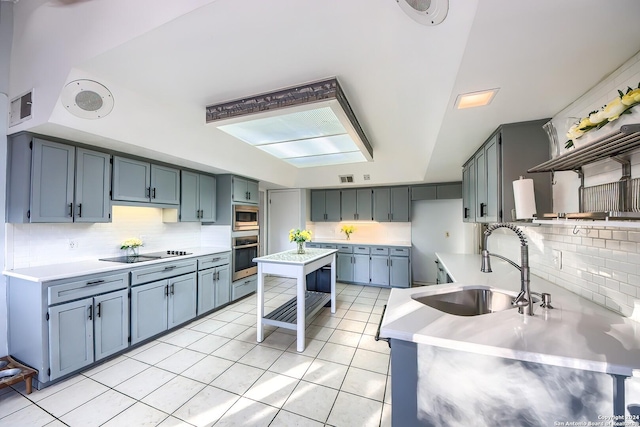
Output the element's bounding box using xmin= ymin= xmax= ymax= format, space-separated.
xmin=412 ymin=287 xmax=533 ymax=316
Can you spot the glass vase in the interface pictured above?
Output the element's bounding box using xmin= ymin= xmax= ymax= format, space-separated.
xmin=126 ymin=246 xmax=139 ymax=258
xmin=297 ymin=241 xmax=305 ymax=254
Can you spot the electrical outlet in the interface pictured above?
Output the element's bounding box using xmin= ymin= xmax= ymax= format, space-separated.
xmin=445 ymin=231 xmax=450 ymax=238
xmin=552 ymin=249 xmax=562 ymax=269
xmin=69 ymin=240 xmax=77 ymax=250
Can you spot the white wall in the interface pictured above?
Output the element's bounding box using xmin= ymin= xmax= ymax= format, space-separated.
xmin=411 ymin=199 xmax=475 ymax=284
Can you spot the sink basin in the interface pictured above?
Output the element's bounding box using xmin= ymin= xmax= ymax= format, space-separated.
xmin=412 ymin=287 xmax=529 ymax=316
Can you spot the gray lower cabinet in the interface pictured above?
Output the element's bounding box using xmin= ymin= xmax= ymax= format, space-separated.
xmin=7 ymin=136 xmax=111 ymax=223
xmin=337 ymin=253 xmax=354 ymax=282
xmin=197 ymin=265 xmax=230 ymax=314
xmin=232 ymin=276 xmax=257 ymax=300
xmin=370 ymin=255 xmax=390 ymax=286
xmin=353 ymin=254 xmax=370 ymax=283
xmin=181 ymin=171 xmax=217 ymax=222
xmin=112 ymin=156 xmax=180 ymax=205
xmin=390 ymin=256 xmax=410 ymax=288
xmin=48 ymin=288 xmax=129 ymax=381
xmin=130 ymin=273 xmax=197 ymax=344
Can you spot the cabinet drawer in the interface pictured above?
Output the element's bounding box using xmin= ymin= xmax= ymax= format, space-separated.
xmin=353 ymin=246 xmax=370 ymax=254
xmin=48 ymin=272 xmax=128 ymax=305
xmin=390 ymin=247 xmax=410 ymax=257
xmin=306 ymin=243 xmax=321 ymax=248
xmin=321 ymin=244 xmax=337 ymax=249
xmin=371 ymin=246 xmax=389 ymax=255
xmin=232 ymin=277 xmax=257 ymax=300
xmin=197 ymin=253 xmax=230 ymax=270
xmin=131 ymin=259 xmax=197 ymax=286
xmin=337 ymin=245 xmax=353 ymax=253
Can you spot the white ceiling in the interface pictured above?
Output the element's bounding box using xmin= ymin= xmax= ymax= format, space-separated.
xmin=8 ymin=0 xmax=640 ymax=189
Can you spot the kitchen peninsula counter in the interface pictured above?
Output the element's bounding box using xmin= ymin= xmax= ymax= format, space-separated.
xmin=3 ymin=246 xmax=231 ymax=283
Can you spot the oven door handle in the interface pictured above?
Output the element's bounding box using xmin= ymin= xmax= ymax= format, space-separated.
xmin=233 ymin=243 xmax=259 ymax=250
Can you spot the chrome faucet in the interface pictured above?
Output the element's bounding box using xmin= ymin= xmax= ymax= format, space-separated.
xmin=480 ymin=223 xmax=534 ymax=316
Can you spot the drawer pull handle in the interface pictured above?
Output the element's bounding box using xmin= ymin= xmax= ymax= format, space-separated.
xmin=163 ymin=266 xmax=177 ymax=271
xmin=86 ymin=279 xmax=105 ymax=286
xmin=210 ymin=258 xmax=221 ymax=262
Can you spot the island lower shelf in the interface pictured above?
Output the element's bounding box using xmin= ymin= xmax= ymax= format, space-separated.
xmin=262 ymin=291 xmax=330 ymax=330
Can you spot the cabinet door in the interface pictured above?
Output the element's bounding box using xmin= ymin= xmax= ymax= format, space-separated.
xmin=390 ymin=256 xmax=410 ymax=288
xmin=75 ymin=148 xmax=111 ymax=223
xmin=232 ymin=177 xmax=248 ymax=203
xmin=49 ymin=298 xmax=93 ymax=380
xmin=341 ymin=189 xmax=357 ymax=221
xmin=373 ymin=188 xmax=391 ymax=222
xmin=356 ymin=189 xmax=373 ymax=220
xmin=168 ymin=273 xmax=197 ymax=328
xmin=94 ymin=289 xmax=129 ymax=361
xmin=353 ymin=254 xmax=370 ymax=284
xmin=30 ymin=139 xmax=75 ymax=223
xmin=197 ymin=269 xmax=216 ymax=315
xmin=484 ymin=135 xmax=499 ymax=223
xmin=215 ymin=265 xmax=231 ymax=308
xmin=370 ymin=255 xmax=390 ymax=286
xmin=199 ymin=175 xmax=217 ymax=222
xmin=462 ymin=162 xmax=476 ymax=222
xmin=475 ymin=150 xmax=487 ymax=222
xmin=390 ymin=187 xmax=410 ymax=222
xmin=325 ymin=190 xmax=341 ymax=221
xmin=310 ymin=190 xmax=326 ymax=221
xmin=336 ymin=253 xmax=354 ymax=282
xmin=112 ymin=156 xmax=151 ymax=203
xmin=151 ymin=164 xmax=180 ymax=205
xmin=246 ymin=180 xmax=259 ymax=204
xmin=130 ymin=280 xmax=168 ymax=344
xmin=181 ymin=171 xmax=199 ymax=222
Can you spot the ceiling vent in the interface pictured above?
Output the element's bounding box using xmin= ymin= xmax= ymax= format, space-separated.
xmin=61 ymin=80 xmax=114 ymax=119
xmin=396 ymin=0 xmax=449 ymax=26
xmin=9 ymin=90 xmax=32 ymax=127
xmin=339 ymin=175 xmax=354 ymax=184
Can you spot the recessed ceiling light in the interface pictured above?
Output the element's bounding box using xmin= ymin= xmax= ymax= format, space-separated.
xmin=455 ymin=88 xmax=499 ymax=109
xmin=206 ymin=78 xmax=373 ymax=168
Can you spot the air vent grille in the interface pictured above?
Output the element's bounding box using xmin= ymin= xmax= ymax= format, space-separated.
xmin=9 ymin=91 xmax=33 ymax=127
xmin=339 ymin=175 xmax=354 ymax=184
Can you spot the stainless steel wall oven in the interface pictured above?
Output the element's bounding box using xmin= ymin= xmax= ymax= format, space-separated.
xmin=232 ymin=234 xmax=259 ymax=281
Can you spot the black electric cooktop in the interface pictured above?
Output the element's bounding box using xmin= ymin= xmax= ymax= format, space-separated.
xmin=99 ymin=250 xmax=192 ymax=264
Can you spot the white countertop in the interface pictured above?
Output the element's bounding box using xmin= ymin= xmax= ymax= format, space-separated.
xmin=253 ymin=248 xmax=337 ymax=265
xmin=310 ymin=239 xmax=411 ymax=247
xmin=3 ymin=246 xmax=231 ymax=283
xmin=380 ymin=252 xmax=640 ymax=376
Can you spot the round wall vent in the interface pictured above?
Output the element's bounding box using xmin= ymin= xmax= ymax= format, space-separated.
xmin=61 ymin=80 xmax=114 ymax=119
xmin=396 ymin=0 xmax=449 ymax=26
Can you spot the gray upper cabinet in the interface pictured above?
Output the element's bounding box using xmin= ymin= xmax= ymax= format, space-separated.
xmin=341 ymin=189 xmax=372 ymax=221
xmin=75 ymin=148 xmax=111 ymax=223
xmin=411 ymin=183 xmax=462 ymax=201
xmin=7 ymin=136 xmax=111 ymax=223
xmin=30 ymin=139 xmax=75 ymax=223
xmin=232 ymin=176 xmax=259 ymax=204
xmin=462 ymin=161 xmax=476 ymax=222
xmin=462 ymin=119 xmax=552 ymax=223
xmin=112 ymin=156 xmax=179 ymax=205
xmin=311 ymin=190 xmax=341 ymax=221
xmin=181 ymin=171 xmax=216 ymax=222
xmin=374 ymin=187 xmax=410 ymax=222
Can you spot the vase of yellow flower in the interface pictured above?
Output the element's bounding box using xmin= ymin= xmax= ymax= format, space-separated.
xmin=289 ymin=228 xmax=312 ymax=254
xmin=121 ymin=237 xmax=143 ymax=258
xmin=341 ymin=225 xmax=355 ymax=240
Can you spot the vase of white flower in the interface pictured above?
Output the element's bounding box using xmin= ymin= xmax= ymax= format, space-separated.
xmin=121 ymin=238 xmax=143 ymax=258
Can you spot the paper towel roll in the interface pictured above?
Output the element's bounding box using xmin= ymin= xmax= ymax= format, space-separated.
xmin=513 ymin=177 xmax=536 ymax=219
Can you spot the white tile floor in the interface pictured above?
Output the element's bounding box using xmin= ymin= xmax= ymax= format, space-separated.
xmin=0 ymin=277 xmax=392 ymax=426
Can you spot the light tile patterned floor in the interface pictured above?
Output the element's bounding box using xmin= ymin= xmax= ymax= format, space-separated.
xmin=0 ymin=278 xmax=392 ymax=426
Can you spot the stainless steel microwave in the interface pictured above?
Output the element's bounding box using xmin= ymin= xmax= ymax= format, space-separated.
xmin=233 ymin=204 xmax=259 ymax=231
